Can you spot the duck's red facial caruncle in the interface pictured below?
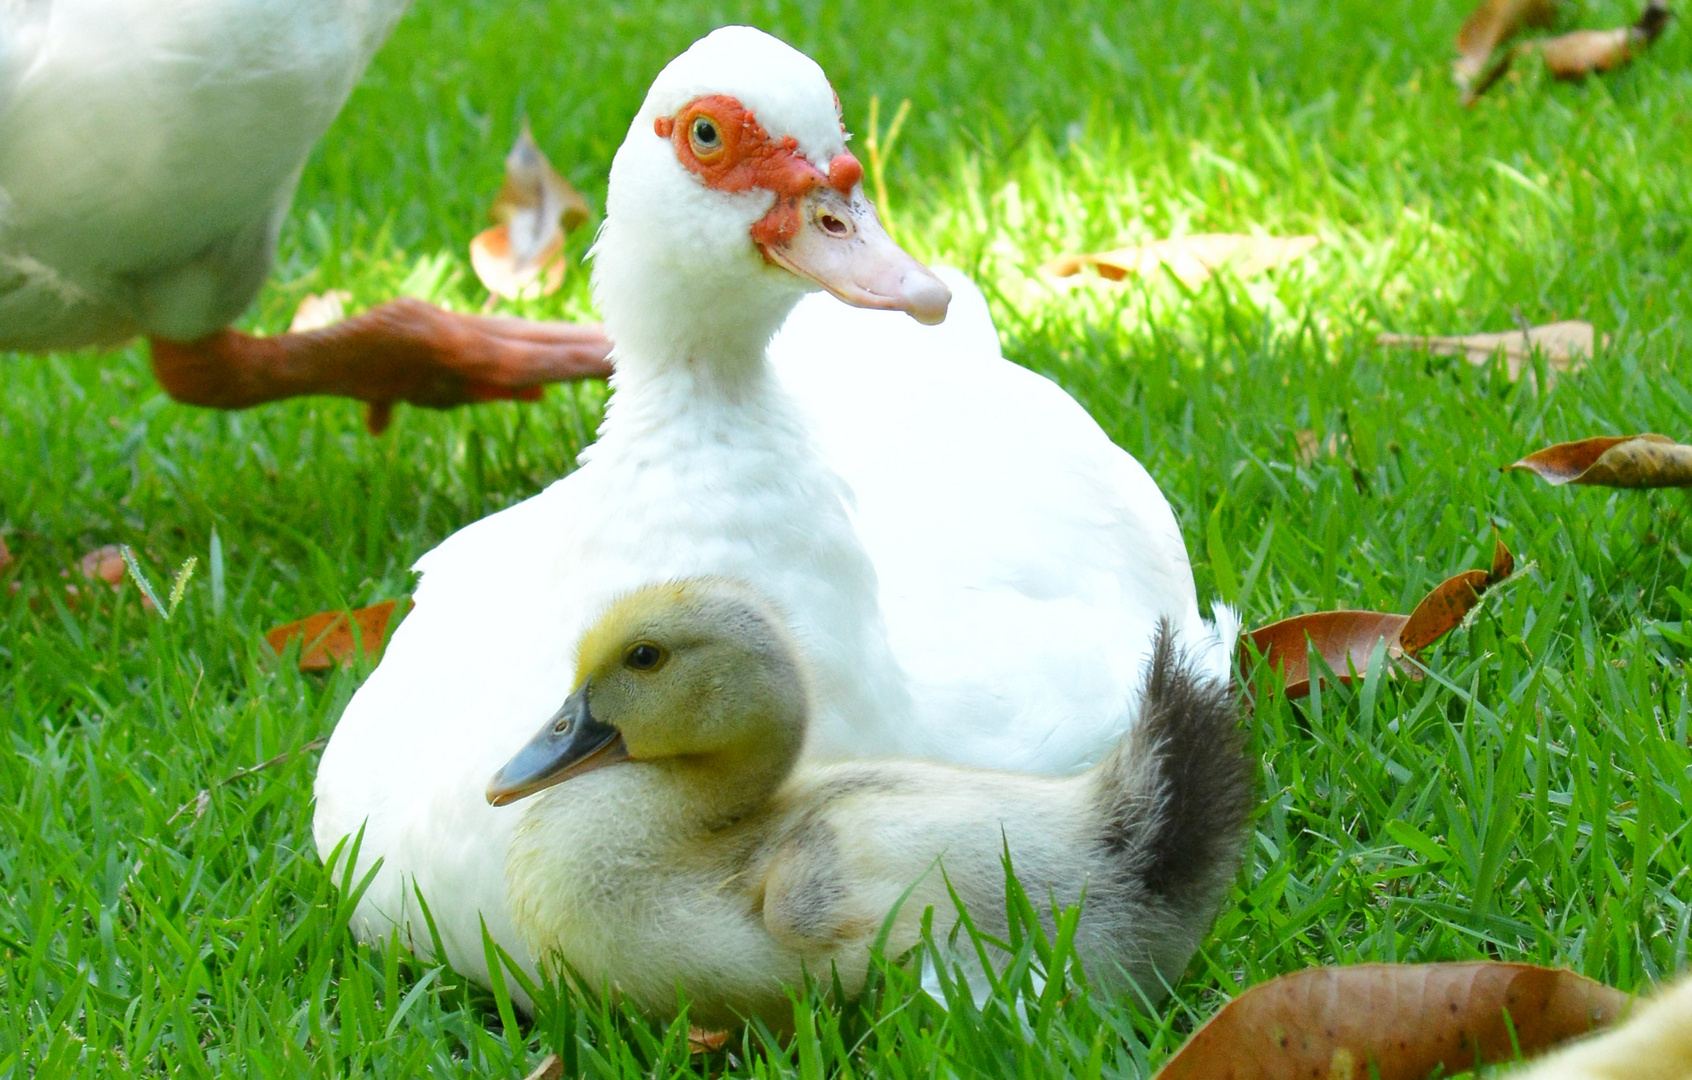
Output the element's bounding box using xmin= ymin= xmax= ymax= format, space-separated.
xmin=656 ymin=95 xmax=949 ymax=325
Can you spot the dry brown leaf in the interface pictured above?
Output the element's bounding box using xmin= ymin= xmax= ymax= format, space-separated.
xmin=1538 ymin=0 xmax=1671 ymax=79
xmin=1246 ymin=611 xmax=1412 ymax=699
xmin=521 ymin=1054 xmax=563 ymax=1080
xmin=1244 ymin=540 xmax=1514 ymax=699
xmin=1294 ymin=430 xmax=1334 ymax=467
xmin=1042 ymin=234 xmax=1319 ymax=289
xmin=288 ymin=290 xmax=352 ymax=333
xmin=1153 ymin=962 xmax=1630 ymax=1080
xmin=264 ymin=598 xmax=412 ymax=672
xmin=1376 ymin=321 xmax=1599 ymax=381
xmin=1399 ymin=538 xmax=1514 ymax=653
xmin=1506 ymin=434 xmax=1692 ymax=488
xmin=79 ymin=544 xmax=126 ymax=588
xmin=1464 ymin=1 xmax=1672 ymax=102
xmin=688 ymin=1027 xmax=730 ymax=1054
xmin=1455 ymin=0 xmax=1559 ymax=91
xmin=470 ymin=122 xmax=589 ymax=301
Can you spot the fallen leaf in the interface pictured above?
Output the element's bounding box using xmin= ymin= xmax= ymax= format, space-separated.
xmin=1294 ymin=430 xmax=1334 ymax=467
xmin=1376 ymin=321 xmax=1599 ymax=381
xmin=1244 ymin=540 xmax=1514 ymax=698
xmin=1042 ymin=234 xmax=1319 ymax=289
xmin=1246 ymin=611 xmax=1411 ymax=699
xmin=1505 ymin=434 xmax=1692 ymax=488
xmin=470 ymin=122 xmax=589 ymax=301
xmin=264 ymin=599 xmax=412 ymax=672
xmin=521 ymin=1053 xmax=563 ymax=1080
xmin=79 ymin=544 xmax=126 ymax=587
xmin=1153 ymin=962 xmax=1630 ymax=1080
xmin=288 ymin=290 xmax=353 ymax=333
xmin=1537 ymin=0 xmax=1671 ymax=80
xmin=1454 ymin=0 xmax=1559 ymax=94
xmin=689 ymin=1027 xmax=730 ymax=1054
xmin=1399 ymin=538 xmax=1514 ymax=653
xmin=1464 ymin=1 xmax=1673 ymax=102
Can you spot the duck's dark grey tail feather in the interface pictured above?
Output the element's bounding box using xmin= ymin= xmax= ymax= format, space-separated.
xmin=1094 ymin=619 xmax=1252 ymax=937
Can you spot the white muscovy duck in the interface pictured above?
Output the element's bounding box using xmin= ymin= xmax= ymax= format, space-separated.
xmin=313 ymin=25 xmax=1237 ymax=996
xmin=0 ymin=0 xmax=611 ymax=430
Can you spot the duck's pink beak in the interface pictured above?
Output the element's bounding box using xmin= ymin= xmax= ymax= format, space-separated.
xmin=757 ymin=176 xmax=951 ymax=326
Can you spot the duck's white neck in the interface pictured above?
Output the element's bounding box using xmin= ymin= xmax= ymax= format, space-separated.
xmin=581 ymin=222 xmax=916 ymax=761
xmin=590 ymin=205 xmax=808 ymax=395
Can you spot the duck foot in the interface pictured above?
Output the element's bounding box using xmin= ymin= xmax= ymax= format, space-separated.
xmin=149 ymin=298 xmax=614 ymax=433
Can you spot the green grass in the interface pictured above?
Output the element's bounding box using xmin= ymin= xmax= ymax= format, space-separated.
xmin=4 ymin=0 xmax=1691 ymax=1073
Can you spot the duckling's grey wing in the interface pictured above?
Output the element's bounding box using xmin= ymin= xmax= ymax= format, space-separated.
xmin=761 ymin=817 xmax=886 ymax=955
xmin=0 ymin=0 xmax=408 ymax=350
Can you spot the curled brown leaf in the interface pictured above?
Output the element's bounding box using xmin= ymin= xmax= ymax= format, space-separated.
xmin=1244 ymin=541 xmax=1515 ymax=699
xmin=1464 ymin=1 xmax=1673 ymax=102
xmin=1506 ymin=434 xmax=1692 ymax=488
xmin=1042 ymin=234 xmax=1319 ymax=289
xmin=522 ymin=1054 xmax=563 ymax=1080
xmin=689 ymin=1027 xmax=730 ymax=1054
xmin=1376 ymin=321 xmax=1599 ymax=382
xmin=79 ymin=544 xmax=126 ymax=587
xmin=1455 ymin=0 xmax=1559 ymax=92
xmin=1246 ymin=611 xmax=1410 ymax=699
xmin=1539 ymin=0 xmax=1672 ymax=80
xmin=1400 ymin=538 xmax=1515 ymax=653
xmin=471 ymin=122 xmax=590 ymax=301
xmin=288 ymin=289 xmax=353 ymax=333
xmin=1153 ymin=962 xmax=1630 ymax=1080
xmin=264 ymin=598 xmax=412 ymax=672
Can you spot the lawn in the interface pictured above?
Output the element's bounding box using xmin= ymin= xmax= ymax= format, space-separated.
xmin=3 ymin=0 xmax=1691 ymax=1074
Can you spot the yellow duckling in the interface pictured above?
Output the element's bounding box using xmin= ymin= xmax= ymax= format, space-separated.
xmin=488 ymin=578 xmax=1251 ymax=1028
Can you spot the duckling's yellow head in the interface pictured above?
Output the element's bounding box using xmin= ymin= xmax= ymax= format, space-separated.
xmin=487 ymin=577 xmax=810 ymax=807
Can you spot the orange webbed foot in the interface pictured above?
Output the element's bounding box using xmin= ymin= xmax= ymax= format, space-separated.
xmin=150 ymin=298 xmax=614 ymax=432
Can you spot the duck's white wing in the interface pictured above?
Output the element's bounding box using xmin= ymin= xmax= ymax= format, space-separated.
xmin=313 ymin=475 xmax=594 ymax=997
xmin=0 ymin=0 xmax=407 ymax=348
xmin=770 ymin=268 xmax=1236 ymax=774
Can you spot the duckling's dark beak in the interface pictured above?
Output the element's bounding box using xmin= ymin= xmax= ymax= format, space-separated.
xmin=486 ymin=681 xmax=629 ymax=807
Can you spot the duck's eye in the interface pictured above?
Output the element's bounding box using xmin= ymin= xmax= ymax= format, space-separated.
xmin=689 ymin=116 xmax=723 ymax=159
xmin=625 ymin=642 xmax=665 ymax=671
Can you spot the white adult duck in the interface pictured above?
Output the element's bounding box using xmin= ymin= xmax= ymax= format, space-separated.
xmin=0 ymin=0 xmax=611 ymax=429
xmin=313 ymin=26 xmax=1237 ymax=994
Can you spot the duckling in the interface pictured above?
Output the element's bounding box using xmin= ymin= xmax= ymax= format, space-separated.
xmin=489 ymin=577 xmax=1252 ymax=1028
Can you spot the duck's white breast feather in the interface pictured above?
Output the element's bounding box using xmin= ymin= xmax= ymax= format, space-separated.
xmin=772 ymin=268 xmax=1232 ymax=772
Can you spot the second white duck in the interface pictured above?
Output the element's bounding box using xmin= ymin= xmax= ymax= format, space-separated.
xmin=314 ymin=25 xmax=1234 ymax=993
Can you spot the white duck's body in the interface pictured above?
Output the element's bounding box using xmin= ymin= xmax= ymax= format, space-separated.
xmin=0 ymin=0 xmax=405 ymax=348
xmin=772 ymin=274 xmax=1231 ymax=768
xmin=313 ymin=27 xmax=1235 ymax=995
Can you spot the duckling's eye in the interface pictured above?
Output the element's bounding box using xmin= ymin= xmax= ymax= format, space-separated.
xmin=625 ymin=642 xmax=665 ymax=671
xmin=689 ymin=116 xmax=723 ymax=159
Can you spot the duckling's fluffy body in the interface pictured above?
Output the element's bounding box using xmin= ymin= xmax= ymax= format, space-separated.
xmin=499 ymin=580 xmax=1251 ymax=1028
